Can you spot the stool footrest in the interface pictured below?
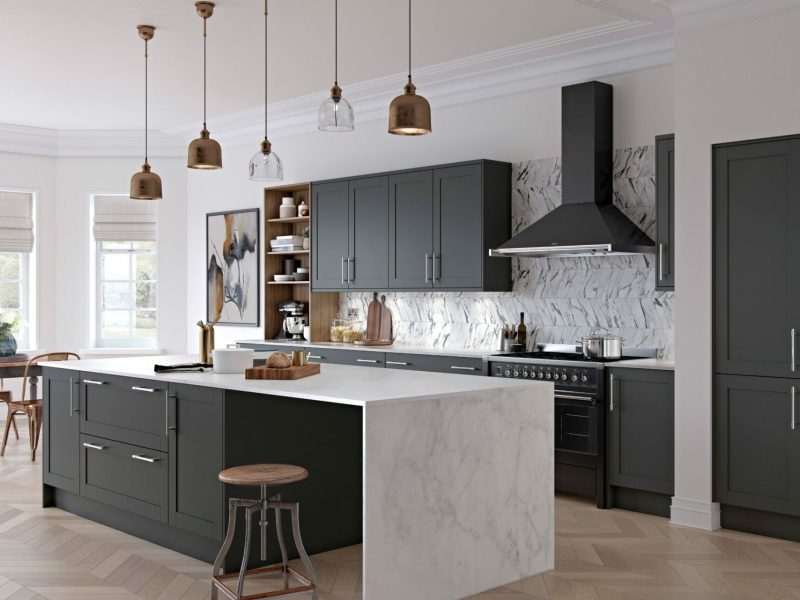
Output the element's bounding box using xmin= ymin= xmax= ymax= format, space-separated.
xmin=212 ymin=565 xmax=315 ymax=600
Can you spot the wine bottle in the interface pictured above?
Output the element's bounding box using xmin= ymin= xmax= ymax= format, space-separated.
xmin=516 ymin=312 xmax=527 ymax=348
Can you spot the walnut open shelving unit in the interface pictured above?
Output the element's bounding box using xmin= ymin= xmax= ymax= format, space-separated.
xmin=263 ymin=183 xmax=339 ymax=342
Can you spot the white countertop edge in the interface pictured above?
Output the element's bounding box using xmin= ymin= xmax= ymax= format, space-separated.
xmin=605 ymin=358 xmax=675 ymax=370
xmin=40 ymin=356 xmax=552 ymax=407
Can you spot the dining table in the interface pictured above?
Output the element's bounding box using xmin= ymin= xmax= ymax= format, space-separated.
xmin=0 ymin=355 xmax=39 ymax=400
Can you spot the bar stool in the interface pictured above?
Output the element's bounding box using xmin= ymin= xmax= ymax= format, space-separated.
xmin=211 ymin=464 xmax=318 ymax=600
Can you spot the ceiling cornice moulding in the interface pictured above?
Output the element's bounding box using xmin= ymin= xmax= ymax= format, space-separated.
xmin=654 ymin=0 xmax=800 ymax=29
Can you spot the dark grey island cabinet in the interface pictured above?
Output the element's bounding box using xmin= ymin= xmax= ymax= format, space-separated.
xmin=606 ymin=368 xmax=674 ymax=517
xmin=714 ymin=134 xmax=800 ymax=542
xmin=655 ymin=134 xmax=675 ymax=291
xmin=312 ymin=159 xmax=511 ymax=292
xmin=42 ymin=367 xmax=363 ymax=568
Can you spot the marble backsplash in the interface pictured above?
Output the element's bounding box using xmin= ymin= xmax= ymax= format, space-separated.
xmin=340 ymin=146 xmax=675 ymax=358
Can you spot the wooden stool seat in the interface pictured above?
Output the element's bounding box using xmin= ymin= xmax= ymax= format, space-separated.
xmin=218 ymin=463 xmax=308 ymax=487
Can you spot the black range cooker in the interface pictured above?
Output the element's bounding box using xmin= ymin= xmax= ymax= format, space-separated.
xmin=489 ymin=344 xmax=656 ymax=508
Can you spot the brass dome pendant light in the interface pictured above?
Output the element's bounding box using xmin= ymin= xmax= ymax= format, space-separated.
xmin=388 ymin=0 xmax=431 ymax=135
xmin=130 ymin=25 xmax=162 ymax=200
xmin=318 ymin=0 xmax=354 ymax=132
xmin=249 ymin=0 xmax=283 ymax=181
xmin=188 ymin=2 xmax=222 ymax=169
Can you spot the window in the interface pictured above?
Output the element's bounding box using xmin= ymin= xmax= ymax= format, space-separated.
xmin=95 ymin=241 xmax=157 ymax=347
xmin=0 ymin=252 xmax=31 ymax=349
xmin=92 ymin=195 xmax=158 ymax=349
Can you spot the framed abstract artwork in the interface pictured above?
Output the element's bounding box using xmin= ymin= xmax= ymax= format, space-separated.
xmin=206 ymin=208 xmax=260 ymax=326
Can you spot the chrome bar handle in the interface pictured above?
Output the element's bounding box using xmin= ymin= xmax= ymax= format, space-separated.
xmin=792 ymin=329 xmax=796 ymax=372
xmin=341 ymin=257 xmax=346 ymax=285
xmin=792 ymin=386 xmax=797 ymax=431
xmin=609 ymin=373 xmax=615 ymax=412
xmin=348 ymin=256 xmax=354 ymax=284
xmin=131 ymin=454 xmax=159 ymax=463
xmin=69 ymin=377 xmax=77 ymax=416
xmin=658 ymin=244 xmax=665 ymax=282
xmin=386 ymin=361 xmax=409 ymax=366
xmin=308 ymin=355 xmax=323 ymax=360
xmin=356 ymin=359 xmax=379 ymax=364
xmin=83 ymin=379 xmax=106 ymax=386
xmin=83 ymin=442 xmax=106 ymax=451
xmin=450 ymin=365 xmax=478 ymax=371
xmin=424 ymin=253 xmax=430 ymax=283
xmin=433 ymin=253 xmax=438 ymax=281
xmin=166 ymin=392 xmax=177 ymax=436
xmin=131 ymin=386 xmax=157 ymax=393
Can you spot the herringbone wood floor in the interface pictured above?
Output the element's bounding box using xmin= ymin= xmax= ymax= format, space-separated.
xmin=1 ymin=429 xmax=799 ymax=599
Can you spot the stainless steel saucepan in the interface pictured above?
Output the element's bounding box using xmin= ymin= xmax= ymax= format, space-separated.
xmin=577 ymin=329 xmax=623 ymax=360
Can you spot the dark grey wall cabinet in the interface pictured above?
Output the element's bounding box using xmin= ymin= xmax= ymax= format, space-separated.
xmin=715 ymin=374 xmax=800 ymax=516
xmin=168 ymin=383 xmax=224 ymax=540
xmin=607 ymin=368 xmax=674 ymax=496
xmin=655 ymin=134 xmax=675 ymax=291
xmin=43 ymin=368 xmax=80 ymax=493
xmin=714 ymin=137 xmax=800 ymax=379
xmin=312 ymin=181 xmax=349 ymax=290
xmin=313 ymin=159 xmax=511 ymax=292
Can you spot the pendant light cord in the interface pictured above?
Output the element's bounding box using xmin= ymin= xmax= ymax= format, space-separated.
xmin=144 ymin=38 xmax=149 ymax=164
xmin=407 ymin=0 xmax=411 ymax=83
xmin=203 ymin=16 xmax=208 ymax=130
xmin=264 ymin=0 xmax=269 ymax=141
xmin=334 ymin=0 xmax=338 ymax=86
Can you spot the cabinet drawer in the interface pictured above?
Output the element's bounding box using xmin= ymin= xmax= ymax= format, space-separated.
xmin=80 ymin=373 xmax=167 ymax=451
xmin=80 ymin=435 xmax=168 ymax=523
xmin=385 ymin=353 xmax=485 ymax=375
xmin=306 ymin=348 xmax=385 ymax=367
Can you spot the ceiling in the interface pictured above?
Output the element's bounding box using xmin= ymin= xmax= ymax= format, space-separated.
xmin=0 ymin=0 xmax=624 ymax=131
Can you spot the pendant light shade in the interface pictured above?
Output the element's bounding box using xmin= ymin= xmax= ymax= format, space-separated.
xmin=388 ymin=0 xmax=430 ymax=136
xmin=130 ymin=25 xmax=162 ymax=200
xmin=318 ymin=0 xmax=354 ymax=132
xmin=188 ymin=2 xmax=222 ymax=170
xmin=249 ymin=0 xmax=283 ymax=181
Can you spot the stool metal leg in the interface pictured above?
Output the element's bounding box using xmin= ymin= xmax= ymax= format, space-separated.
xmin=211 ymin=500 xmax=239 ymax=600
xmin=290 ymin=503 xmax=318 ymax=600
xmin=238 ymin=505 xmax=257 ymax=599
xmin=273 ymin=504 xmax=289 ymax=589
xmin=260 ymin=485 xmax=268 ymax=562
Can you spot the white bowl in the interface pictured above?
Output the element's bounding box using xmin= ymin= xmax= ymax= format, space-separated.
xmin=213 ymin=348 xmax=254 ymax=374
xmin=274 ymin=274 xmax=294 ymax=282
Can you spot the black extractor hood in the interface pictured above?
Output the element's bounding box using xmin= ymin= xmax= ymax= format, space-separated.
xmin=489 ymin=81 xmax=654 ymax=258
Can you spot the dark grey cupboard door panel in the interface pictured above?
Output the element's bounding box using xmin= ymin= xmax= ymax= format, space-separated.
xmin=42 ymin=368 xmax=80 ymax=493
xmin=388 ymin=170 xmax=434 ymax=289
xmin=655 ymin=134 xmax=675 ymax=291
xmin=168 ymin=384 xmax=224 ymax=540
xmin=434 ymin=164 xmax=483 ymax=289
xmin=715 ymin=374 xmax=800 ymax=515
xmin=349 ymin=176 xmax=389 ymax=290
xmin=312 ymin=181 xmax=350 ymax=290
xmin=385 ymin=353 xmax=485 ymax=375
xmin=306 ymin=347 xmax=385 ymax=367
xmin=80 ymin=435 xmax=169 ymax=523
xmin=607 ymin=369 xmax=674 ymax=495
xmin=714 ymin=139 xmax=800 ymax=378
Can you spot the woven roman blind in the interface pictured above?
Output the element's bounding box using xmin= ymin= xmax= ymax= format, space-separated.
xmin=0 ymin=191 xmax=34 ymax=253
xmin=93 ymin=195 xmax=157 ymax=242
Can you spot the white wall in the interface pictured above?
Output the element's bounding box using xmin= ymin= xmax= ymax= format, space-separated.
xmin=671 ymin=7 xmax=800 ymax=528
xmin=186 ymin=65 xmax=675 ymax=349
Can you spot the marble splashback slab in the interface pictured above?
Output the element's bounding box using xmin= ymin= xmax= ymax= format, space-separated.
xmin=340 ymin=146 xmax=675 ymax=358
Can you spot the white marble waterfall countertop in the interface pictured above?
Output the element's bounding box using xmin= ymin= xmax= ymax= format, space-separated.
xmin=41 ymin=355 xmax=551 ymax=407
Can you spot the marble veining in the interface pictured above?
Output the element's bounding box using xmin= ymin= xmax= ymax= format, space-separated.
xmin=341 ymin=146 xmax=675 ymax=358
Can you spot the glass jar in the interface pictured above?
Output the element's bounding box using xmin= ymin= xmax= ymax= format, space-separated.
xmin=330 ymin=318 xmax=349 ymax=343
xmin=330 ymin=318 xmax=365 ymax=343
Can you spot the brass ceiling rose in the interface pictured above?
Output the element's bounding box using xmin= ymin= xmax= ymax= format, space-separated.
xmin=195 ymin=2 xmax=215 ymax=19
xmin=130 ymin=24 xmax=162 ymax=200
xmin=388 ymin=81 xmax=431 ymax=136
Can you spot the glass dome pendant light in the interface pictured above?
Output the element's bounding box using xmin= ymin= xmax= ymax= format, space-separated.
xmin=318 ymin=0 xmax=354 ymax=132
xmin=388 ymin=0 xmax=431 ymax=135
xmin=130 ymin=25 xmax=163 ymax=200
xmin=249 ymin=0 xmax=283 ymax=181
xmin=188 ymin=2 xmax=222 ymax=169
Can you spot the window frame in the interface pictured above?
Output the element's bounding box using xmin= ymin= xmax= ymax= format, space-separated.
xmin=93 ymin=240 xmax=159 ymax=350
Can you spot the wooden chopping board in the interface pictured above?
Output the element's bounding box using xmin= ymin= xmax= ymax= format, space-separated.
xmin=366 ymin=292 xmax=382 ymax=341
xmin=379 ymin=294 xmax=393 ymax=341
xmin=245 ymin=363 xmax=320 ymax=380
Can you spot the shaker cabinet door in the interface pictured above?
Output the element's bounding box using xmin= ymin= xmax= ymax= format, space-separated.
xmin=312 ymin=181 xmax=350 ymax=290
xmin=42 ymin=368 xmax=80 ymax=493
xmin=433 ymin=164 xmax=484 ymax=289
xmin=349 ymin=176 xmax=389 ymax=290
xmin=388 ymin=170 xmax=434 ymax=289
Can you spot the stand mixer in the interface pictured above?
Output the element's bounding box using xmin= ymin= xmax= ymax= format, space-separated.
xmin=277 ymin=301 xmax=306 ymax=340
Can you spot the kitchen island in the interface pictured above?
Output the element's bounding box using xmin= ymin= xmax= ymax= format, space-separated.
xmin=40 ymin=356 xmax=553 ymax=600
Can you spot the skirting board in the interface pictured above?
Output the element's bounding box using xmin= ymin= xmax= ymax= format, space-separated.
xmin=670 ymin=496 xmax=721 ymax=530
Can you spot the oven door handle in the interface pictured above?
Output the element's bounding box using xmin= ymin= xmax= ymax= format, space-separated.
xmin=555 ymin=393 xmax=596 ymax=403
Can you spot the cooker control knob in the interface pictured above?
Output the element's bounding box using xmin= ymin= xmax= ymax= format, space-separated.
xmin=581 ymin=374 xmax=588 ymax=383
xmin=561 ymin=373 xmax=568 ymax=381
xmin=537 ymin=371 xmax=544 ymax=379
xmin=545 ymin=372 xmax=552 ymax=380
xmin=522 ymin=370 xmax=529 ymax=378
xmin=571 ymin=374 xmax=579 ymax=382
xmin=495 ymin=366 xmax=503 ymax=375
xmin=504 ymin=369 xmax=511 ymax=377
xmin=513 ymin=369 xmax=520 ymax=378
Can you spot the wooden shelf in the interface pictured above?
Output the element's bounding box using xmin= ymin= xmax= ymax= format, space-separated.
xmin=267 ymin=216 xmax=309 ymax=224
xmin=268 ymin=280 xmax=309 ymax=285
xmin=268 ymin=250 xmax=309 ymax=256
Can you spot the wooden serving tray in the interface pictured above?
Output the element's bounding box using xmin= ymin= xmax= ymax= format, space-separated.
xmin=353 ymin=340 xmax=393 ymax=346
xmin=245 ymin=363 xmax=321 ymax=380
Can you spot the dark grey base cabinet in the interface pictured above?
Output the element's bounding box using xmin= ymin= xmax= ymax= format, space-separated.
xmin=312 ymin=159 xmax=511 ymax=292
xmin=655 ymin=134 xmax=675 ymax=291
xmin=42 ymin=368 xmax=80 ymax=494
xmin=606 ymin=368 xmax=674 ymax=515
xmin=715 ymin=374 xmax=800 ymax=517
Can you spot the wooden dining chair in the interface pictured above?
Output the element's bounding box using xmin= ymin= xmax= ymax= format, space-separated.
xmin=1 ymin=352 xmax=80 ymax=461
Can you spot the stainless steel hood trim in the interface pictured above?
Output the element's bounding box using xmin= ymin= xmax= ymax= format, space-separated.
xmin=489 ymin=243 xmax=654 ymax=258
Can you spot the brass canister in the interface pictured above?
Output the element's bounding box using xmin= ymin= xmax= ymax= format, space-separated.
xmin=206 ymin=323 xmax=215 ymax=365
xmin=197 ymin=321 xmax=210 ymax=364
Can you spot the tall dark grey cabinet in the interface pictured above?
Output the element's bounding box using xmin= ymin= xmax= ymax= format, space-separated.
xmin=714 ymin=135 xmax=800 ymax=540
xmin=655 ymin=134 xmax=675 ymax=291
